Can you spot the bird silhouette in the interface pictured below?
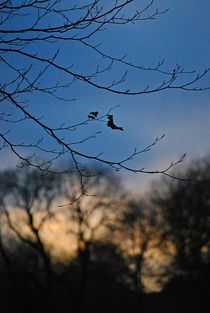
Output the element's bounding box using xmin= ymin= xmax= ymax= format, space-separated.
xmin=88 ymin=111 xmax=98 ymax=119
xmin=107 ymin=115 xmax=123 ymax=131
xmin=88 ymin=114 xmax=95 ymax=119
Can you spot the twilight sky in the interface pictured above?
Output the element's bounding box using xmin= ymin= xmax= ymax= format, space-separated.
xmin=0 ymin=0 xmax=210 ymax=192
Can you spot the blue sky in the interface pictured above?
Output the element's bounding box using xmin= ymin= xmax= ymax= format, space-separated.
xmin=1 ymin=0 xmax=210 ymax=192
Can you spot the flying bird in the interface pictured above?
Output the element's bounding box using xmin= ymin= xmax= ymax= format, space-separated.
xmin=88 ymin=111 xmax=98 ymax=119
xmin=107 ymin=115 xmax=123 ymax=131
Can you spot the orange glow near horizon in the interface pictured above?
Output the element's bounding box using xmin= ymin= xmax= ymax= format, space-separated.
xmin=1 ymin=204 xmax=175 ymax=292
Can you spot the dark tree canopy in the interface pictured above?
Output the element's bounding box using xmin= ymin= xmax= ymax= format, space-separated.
xmin=0 ymin=157 xmax=210 ymax=312
xmin=151 ymin=157 xmax=210 ymax=280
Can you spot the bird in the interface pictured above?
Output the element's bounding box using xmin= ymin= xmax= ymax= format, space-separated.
xmin=88 ymin=114 xmax=95 ymax=119
xmin=88 ymin=111 xmax=98 ymax=119
xmin=107 ymin=115 xmax=123 ymax=131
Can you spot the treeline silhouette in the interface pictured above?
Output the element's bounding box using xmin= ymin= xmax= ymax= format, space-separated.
xmin=0 ymin=159 xmax=210 ymax=313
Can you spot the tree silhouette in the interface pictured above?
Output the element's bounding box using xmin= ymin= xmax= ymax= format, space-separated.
xmin=0 ymin=166 xmax=131 ymax=312
xmin=149 ymin=157 xmax=210 ymax=312
xmin=0 ymin=167 xmax=62 ymax=305
xmin=116 ymin=197 xmax=163 ymax=293
xmin=57 ymin=167 xmax=124 ymax=309
xmin=0 ymin=0 xmax=209 ymax=189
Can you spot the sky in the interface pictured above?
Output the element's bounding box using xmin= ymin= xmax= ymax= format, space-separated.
xmin=0 ymin=0 xmax=210 ymax=193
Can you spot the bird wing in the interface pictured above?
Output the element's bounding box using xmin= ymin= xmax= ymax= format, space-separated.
xmin=107 ymin=115 xmax=114 ymax=123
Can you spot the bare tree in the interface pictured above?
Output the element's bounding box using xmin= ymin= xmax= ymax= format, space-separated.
xmin=0 ymin=167 xmax=61 ymax=298
xmin=58 ymin=167 xmax=123 ymax=307
xmin=0 ymin=0 xmax=209 ymax=190
xmin=150 ymin=157 xmax=210 ymax=281
xmin=115 ymin=197 xmax=163 ymax=293
xmin=0 ymin=165 xmax=125 ymax=310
